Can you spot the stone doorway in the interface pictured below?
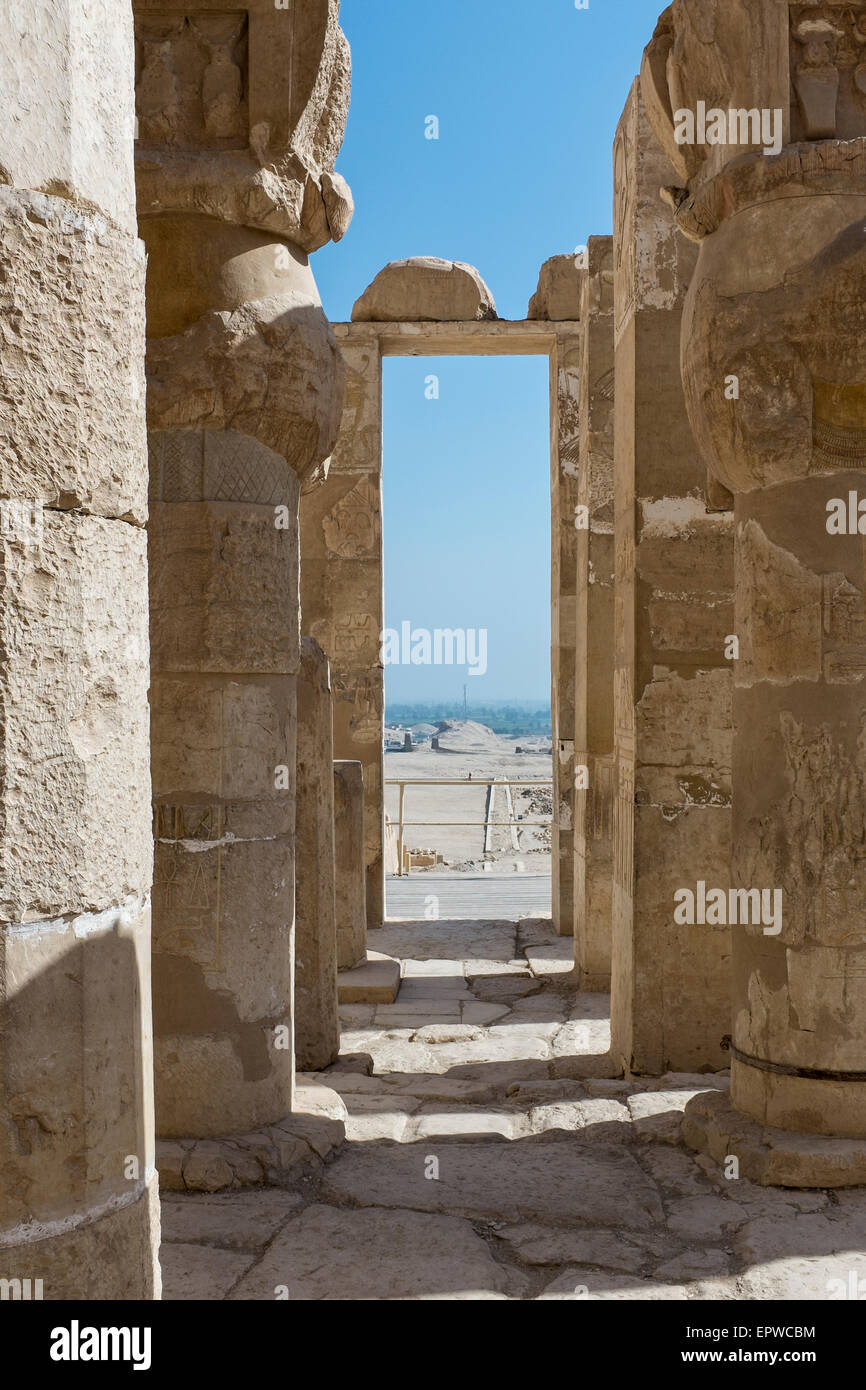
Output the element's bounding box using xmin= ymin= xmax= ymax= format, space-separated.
xmin=300 ymin=259 xmax=585 ymax=944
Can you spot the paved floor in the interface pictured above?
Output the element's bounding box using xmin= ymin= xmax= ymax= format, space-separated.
xmin=160 ymin=917 xmax=866 ymax=1301
xmin=386 ymin=874 xmax=552 ymax=921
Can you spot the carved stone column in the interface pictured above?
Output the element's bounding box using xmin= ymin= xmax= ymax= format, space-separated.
xmin=575 ymin=238 xmax=616 ymax=989
xmin=334 ymin=761 xmax=368 ymax=972
xmin=296 ymin=638 xmax=340 ymax=1072
xmin=644 ymin=0 xmax=866 ymax=1182
xmin=611 ymin=80 xmax=734 ymax=1075
xmin=528 ymin=260 xmax=588 ymax=937
xmin=134 ymin=0 xmax=351 ymax=1146
xmin=0 ymin=0 xmax=159 ymax=1297
xmin=300 ymin=333 xmax=385 ymax=937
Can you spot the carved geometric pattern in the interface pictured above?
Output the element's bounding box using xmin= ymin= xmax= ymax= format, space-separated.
xmin=205 ymin=432 xmax=290 ymax=504
xmin=156 ymin=431 xmax=204 ymax=501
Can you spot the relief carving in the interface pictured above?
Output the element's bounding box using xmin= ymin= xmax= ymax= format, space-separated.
xmin=737 ymin=710 xmax=866 ymax=945
xmin=791 ymin=4 xmax=866 ymax=142
xmin=135 ymin=12 xmax=248 ymax=149
xmin=322 ymin=478 xmax=380 ymax=559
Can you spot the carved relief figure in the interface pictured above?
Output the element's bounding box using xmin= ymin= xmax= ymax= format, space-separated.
xmin=137 ymin=38 xmax=181 ymax=143
xmin=793 ymin=14 xmax=845 ymax=138
xmin=199 ymin=41 xmax=244 ymax=139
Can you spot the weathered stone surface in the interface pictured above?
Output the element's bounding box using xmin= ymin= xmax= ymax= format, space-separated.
xmin=229 ymin=1204 xmax=526 ymax=1300
xmin=411 ymin=1108 xmax=525 ymax=1143
xmin=648 ymin=3 xmax=866 ymax=1155
xmin=160 ymin=1191 xmax=304 ymax=1250
xmin=497 ymin=1223 xmax=674 ymax=1274
xmin=334 ymin=761 xmax=368 ymax=970
xmin=1 ymin=1178 xmax=162 ymax=1301
xmin=413 ymin=1024 xmax=484 ymax=1045
xmin=352 ymin=258 xmax=497 ymax=323
xmin=1 ymin=903 xmax=155 ymax=1224
xmin=338 ymin=951 xmax=401 ymax=1004
xmin=134 ymin=1 xmax=353 ymax=252
xmin=0 ymin=0 xmax=139 ymax=231
xmin=0 ymin=189 xmax=147 ymax=519
xmin=574 ymin=236 xmax=616 ymax=989
xmin=684 ymin=1090 xmax=866 ymax=1187
xmin=528 ymin=255 xmax=583 ymax=321
xmin=526 ymin=1098 xmax=632 ymax=1138
xmin=0 ymin=515 xmax=152 ymax=921
xmin=300 ymin=339 xmax=384 ymax=930
xmin=149 ymin=493 xmax=300 ymax=674
xmin=536 ymin=1268 xmax=688 ymax=1300
xmin=524 ymin=940 xmax=575 ymax=976
xmin=322 ymin=1140 xmax=664 ymax=1228
xmin=342 ymin=1095 xmax=421 ymax=1143
xmin=145 ymin=284 xmax=345 ymax=482
xmin=611 ymin=79 xmax=733 ymax=1076
xmin=160 ymin=1243 xmax=255 ymax=1301
xmin=295 ymin=637 xmax=340 ymax=1072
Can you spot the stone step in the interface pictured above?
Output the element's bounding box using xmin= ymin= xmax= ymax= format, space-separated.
xmin=338 ymin=950 xmax=402 ymax=1004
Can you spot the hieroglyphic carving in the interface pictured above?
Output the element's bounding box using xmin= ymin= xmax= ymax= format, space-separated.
xmin=738 ymin=709 xmax=866 ymax=942
xmin=322 ymin=477 xmax=380 ymax=559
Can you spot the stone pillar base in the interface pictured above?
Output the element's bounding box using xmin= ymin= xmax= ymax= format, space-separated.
xmin=0 ymin=1177 xmax=161 ymax=1301
xmin=683 ymin=1090 xmax=866 ymax=1188
xmin=577 ymin=968 xmax=612 ymax=993
xmin=156 ymin=1083 xmax=347 ymax=1194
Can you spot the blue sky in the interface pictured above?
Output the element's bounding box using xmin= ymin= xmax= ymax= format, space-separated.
xmin=313 ymin=0 xmax=660 ymax=704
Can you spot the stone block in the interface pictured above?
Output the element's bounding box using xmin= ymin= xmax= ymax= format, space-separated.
xmin=353 ymin=258 xmax=497 ymax=322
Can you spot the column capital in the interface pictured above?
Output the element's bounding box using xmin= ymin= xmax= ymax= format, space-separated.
xmin=133 ymin=0 xmax=353 ymax=250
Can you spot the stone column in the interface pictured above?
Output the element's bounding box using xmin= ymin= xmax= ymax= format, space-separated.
xmin=135 ymin=0 xmax=351 ymax=1144
xmin=644 ymin=0 xmax=866 ymax=1181
xmin=529 ymin=258 xmax=586 ymax=936
xmin=611 ymin=80 xmax=734 ymax=1075
xmin=300 ymin=331 xmax=385 ymax=935
xmin=0 ymin=0 xmax=159 ymax=1297
xmin=296 ymin=639 xmax=340 ymax=1072
xmin=550 ymin=333 xmax=579 ymax=939
xmin=334 ymin=762 xmax=368 ymax=971
xmin=575 ymin=237 xmax=616 ymax=989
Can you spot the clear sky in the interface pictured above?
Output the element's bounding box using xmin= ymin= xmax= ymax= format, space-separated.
xmin=313 ymin=0 xmax=661 ymax=705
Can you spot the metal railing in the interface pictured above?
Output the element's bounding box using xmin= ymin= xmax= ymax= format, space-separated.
xmin=385 ymin=778 xmax=553 ymax=876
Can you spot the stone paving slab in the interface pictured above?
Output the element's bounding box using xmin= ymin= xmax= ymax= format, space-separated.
xmin=321 ymin=1138 xmax=665 ymax=1228
xmin=159 ymin=915 xmax=866 ymax=1301
xmin=228 ymin=1205 xmax=529 ymax=1301
xmin=160 ymin=1191 xmax=304 ymax=1251
xmin=160 ymin=1243 xmax=256 ymax=1301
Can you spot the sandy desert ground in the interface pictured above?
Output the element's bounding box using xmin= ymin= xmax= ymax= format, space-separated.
xmin=384 ymin=720 xmax=552 ymax=877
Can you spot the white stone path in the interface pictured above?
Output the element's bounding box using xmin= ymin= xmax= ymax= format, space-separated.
xmin=160 ymin=918 xmax=866 ymax=1300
